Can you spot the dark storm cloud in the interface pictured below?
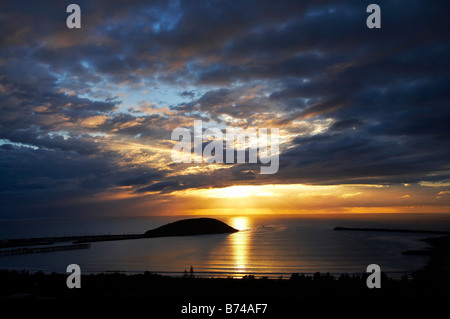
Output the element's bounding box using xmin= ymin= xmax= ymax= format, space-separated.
xmin=0 ymin=61 xmax=117 ymax=154
xmin=116 ymin=172 xmax=164 ymax=187
xmin=179 ymin=90 xmax=196 ymax=99
xmin=0 ymin=0 xmax=449 ymax=215
xmin=279 ymin=126 xmax=450 ymax=185
xmin=329 ymin=119 xmax=364 ymax=132
xmin=0 ymin=144 xmax=114 ymax=195
xmin=0 ymin=142 xmax=168 ymax=216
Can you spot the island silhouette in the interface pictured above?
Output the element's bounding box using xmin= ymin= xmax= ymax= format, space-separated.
xmin=144 ymin=217 xmax=238 ymax=237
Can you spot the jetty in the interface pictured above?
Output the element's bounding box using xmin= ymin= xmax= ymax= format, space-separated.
xmin=0 ymin=244 xmax=91 ymax=256
xmin=333 ymin=227 xmax=450 ymax=235
xmin=0 ymin=218 xmax=238 ymax=256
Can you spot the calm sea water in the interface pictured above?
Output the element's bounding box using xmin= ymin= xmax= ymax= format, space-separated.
xmin=1 ymin=214 xmax=450 ymax=278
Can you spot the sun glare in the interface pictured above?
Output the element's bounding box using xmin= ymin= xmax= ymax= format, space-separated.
xmin=229 ymin=216 xmax=250 ymax=231
xmin=174 ymin=184 xmax=319 ymax=199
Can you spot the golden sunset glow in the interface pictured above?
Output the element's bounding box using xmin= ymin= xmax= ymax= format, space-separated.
xmin=160 ymin=183 xmax=450 ymax=216
xmin=69 ymin=180 xmax=450 ymax=217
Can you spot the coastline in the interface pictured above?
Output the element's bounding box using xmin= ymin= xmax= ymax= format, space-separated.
xmin=333 ymin=226 xmax=450 ymax=278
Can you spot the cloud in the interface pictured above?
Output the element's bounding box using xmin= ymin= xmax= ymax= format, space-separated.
xmin=1 ymin=0 xmax=449 ymax=216
xmin=341 ymin=192 xmax=362 ymax=199
xmin=116 ymin=172 xmax=164 ymax=187
xmin=135 ymin=181 xmax=180 ymax=193
xmin=329 ymin=119 xmax=364 ymax=132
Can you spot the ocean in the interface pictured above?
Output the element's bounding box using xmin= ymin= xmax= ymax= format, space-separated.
xmin=1 ymin=213 xmax=450 ymax=278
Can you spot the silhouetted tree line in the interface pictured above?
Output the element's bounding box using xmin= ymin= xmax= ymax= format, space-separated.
xmin=1 ymin=268 xmax=449 ymax=301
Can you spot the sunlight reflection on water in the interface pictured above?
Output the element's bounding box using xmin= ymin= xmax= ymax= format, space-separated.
xmin=229 ymin=217 xmax=251 ymax=275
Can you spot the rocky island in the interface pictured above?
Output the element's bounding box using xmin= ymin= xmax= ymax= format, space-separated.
xmin=144 ymin=217 xmax=238 ymax=237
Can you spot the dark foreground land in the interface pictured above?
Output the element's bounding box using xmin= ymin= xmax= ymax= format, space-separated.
xmin=1 ymin=267 xmax=449 ymax=301
xmin=1 ymin=265 xmax=449 ymax=315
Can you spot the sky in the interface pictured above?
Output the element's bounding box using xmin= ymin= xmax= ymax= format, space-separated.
xmin=0 ymin=0 xmax=449 ymax=217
